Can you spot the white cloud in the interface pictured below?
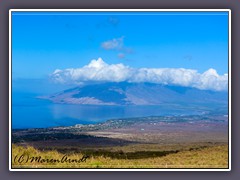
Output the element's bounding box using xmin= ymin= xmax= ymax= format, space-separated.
xmin=51 ymin=58 xmax=228 ymax=91
xmin=101 ymin=37 xmax=124 ymax=50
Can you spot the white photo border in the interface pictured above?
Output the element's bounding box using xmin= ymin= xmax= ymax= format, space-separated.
xmin=9 ymin=9 xmax=231 ymax=171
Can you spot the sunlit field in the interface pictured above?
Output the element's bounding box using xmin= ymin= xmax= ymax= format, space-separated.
xmin=12 ymin=144 xmax=228 ymax=169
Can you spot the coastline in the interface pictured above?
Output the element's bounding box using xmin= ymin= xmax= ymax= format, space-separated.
xmin=11 ymin=114 xmax=228 ymax=168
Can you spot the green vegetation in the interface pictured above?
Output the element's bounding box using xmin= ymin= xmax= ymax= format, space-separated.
xmin=12 ymin=144 xmax=228 ymax=169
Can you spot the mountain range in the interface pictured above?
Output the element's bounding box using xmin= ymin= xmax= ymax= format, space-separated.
xmin=43 ymin=82 xmax=228 ymax=106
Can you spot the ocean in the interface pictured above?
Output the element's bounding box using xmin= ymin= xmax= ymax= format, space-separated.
xmin=12 ymin=92 xmax=223 ymax=129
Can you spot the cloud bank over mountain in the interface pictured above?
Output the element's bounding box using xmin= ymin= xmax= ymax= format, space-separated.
xmin=51 ymin=58 xmax=228 ymax=91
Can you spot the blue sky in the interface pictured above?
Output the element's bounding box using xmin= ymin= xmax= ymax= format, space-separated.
xmin=11 ymin=11 xmax=229 ymax=92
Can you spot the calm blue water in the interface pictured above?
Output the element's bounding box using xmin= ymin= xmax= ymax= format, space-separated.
xmin=12 ymin=93 xmax=212 ymax=129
